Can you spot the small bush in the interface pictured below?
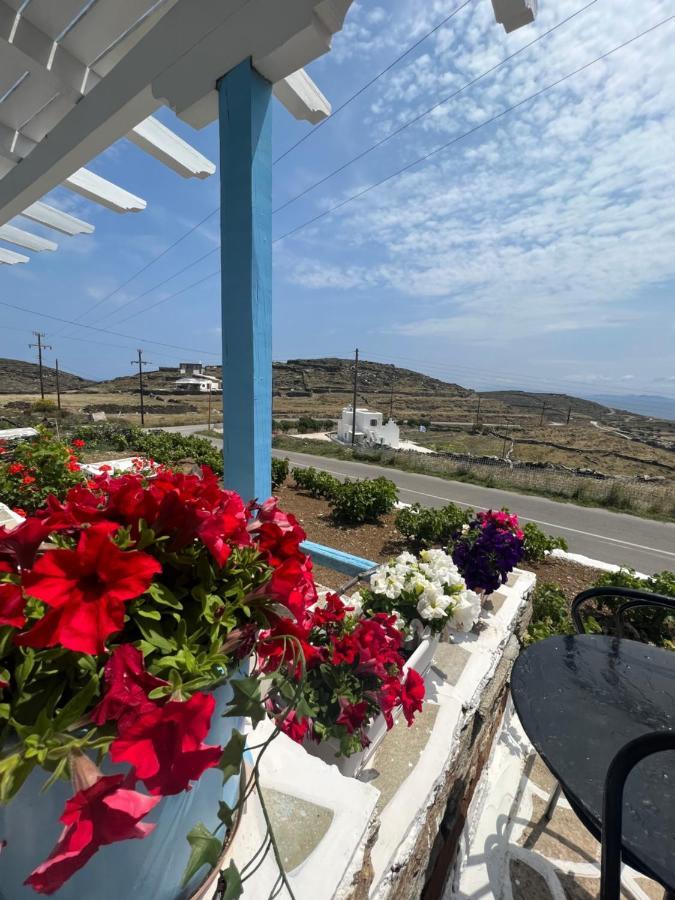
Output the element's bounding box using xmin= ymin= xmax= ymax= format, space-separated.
xmin=395 ymin=502 xmax=472 ymax=549
xmin=522 ymin=522 xmax=569 ymax=563
xmin=271 ymin=457 xmax=289 ymax=489
xmin=525 ymin=583 xmax=575 ymax=644
xmin=70 ymin=424 xmax=223 ymax=474
xmin=292 ymin=466 xmax=339 ymax=499
xmin=31 ymin=399 xmax=57 ymax=414
xmin=329 ymin=477 xmax=398 ymax=525
xmin=0 ymin=430 xmax=84 ymax=514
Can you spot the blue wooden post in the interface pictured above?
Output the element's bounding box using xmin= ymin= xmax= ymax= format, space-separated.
xmin=217 ymin=60 xmax=273 ymax=502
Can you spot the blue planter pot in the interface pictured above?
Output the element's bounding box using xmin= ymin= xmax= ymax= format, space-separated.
xmin=0 ymin=682 xmax=242 ymax=900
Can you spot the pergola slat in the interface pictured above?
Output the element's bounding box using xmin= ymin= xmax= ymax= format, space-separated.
xmin=0 ymin=244 xmax=28 ymax=263
xmin=65 ymin=167 xmax=146 ymax=213
xmin=21 ymin=200 xmax=94 ymax=235
xmin=128 ymin=116 xmax=216 ymax=180
xmin=0 ymin=221 xmax=56 ymax=251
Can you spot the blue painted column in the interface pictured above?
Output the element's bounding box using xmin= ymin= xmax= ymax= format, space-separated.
xmin=217 ymin=59 xmax=273 ymax=502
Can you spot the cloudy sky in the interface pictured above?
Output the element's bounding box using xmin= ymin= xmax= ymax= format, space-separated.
xmin=1 ymin=0 xmax=674 ymax=400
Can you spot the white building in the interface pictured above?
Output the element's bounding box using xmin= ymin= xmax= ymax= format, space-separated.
xmin=336 ymin=407 xmax=400 ymax=449
xmin=175 ymin=373 xmax=221 ymax=394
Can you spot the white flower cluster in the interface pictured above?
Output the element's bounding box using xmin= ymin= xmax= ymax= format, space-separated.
xmin=365 ymin=549 xmax=481 ymax=632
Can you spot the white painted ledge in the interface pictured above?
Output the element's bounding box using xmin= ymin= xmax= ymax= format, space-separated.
xmin=549 ymin=548 xmax=648 ymax=580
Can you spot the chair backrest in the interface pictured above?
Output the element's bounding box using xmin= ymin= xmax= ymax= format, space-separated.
xmin=571 ymin=585 xmax=675 ymax=640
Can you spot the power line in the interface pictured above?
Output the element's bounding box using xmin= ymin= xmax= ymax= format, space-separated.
xmin=53 ymin=206 xmax=221 ymax=336
xmin=271 ymin=14 xmax=675 ymax=245
xmin=114 ymin=269 xmax=220 ymax=326
xmin=0 ymin=299 xmax=220 ymax=356
xmin=77 ymin=2 xmax=475 ymax=331
xmin=272 ymin=0 xmax=474 ymax=166
xmin=272 ymin=0 xmax=599 ymax=217
xmin=94 ymin=247 xmax=219 ymax=325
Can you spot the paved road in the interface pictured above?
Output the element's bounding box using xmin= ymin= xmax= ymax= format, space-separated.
xmin=158 ymin=426 xmax=675 ymax=573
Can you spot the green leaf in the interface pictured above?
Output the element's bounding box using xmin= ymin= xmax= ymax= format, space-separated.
xmin=217 ymin=801 xmax=234 ymax=831
xmin=135 ymin=620 xmax=176 ymax=654
xmin=219 ymin=861 xmax=243 ymax=900
xmin=54 ymin=676 xmax=99 ymax=732
xmin=146 ymin=582 xmax=182 ymax=609
xmin=181 ymin=823 xmax=223 ymax=887
xmin=219 ymin=730 xmax=246 ymax=783
xmin=224 ymin=677 xmax=265 ymax=727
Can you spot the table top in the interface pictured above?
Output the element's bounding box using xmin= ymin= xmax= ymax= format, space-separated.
xmin=511 ymin=634 xmax=675 ymax=890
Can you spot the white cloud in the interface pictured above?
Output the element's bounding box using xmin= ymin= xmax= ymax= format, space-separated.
xmin=282 ymin=0 xmax=675 ymax=348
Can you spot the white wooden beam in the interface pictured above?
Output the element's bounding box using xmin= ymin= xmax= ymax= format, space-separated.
xmin=0 ymin=0 xmax=356 ymax=224
xmin=127 ymin=116 xmax=215 ymax=179
xmin=272 ymin=69 xmax=331 ymax=124
xmin=0 ymin=245 xmax=28 ymax=264
xmin=65 ymin=168 xmax=146 ymax=213
xmin=20 ymin=200 xmax=94 ymax=235
xmin=0 ymin=222 xmax=56 ymax=250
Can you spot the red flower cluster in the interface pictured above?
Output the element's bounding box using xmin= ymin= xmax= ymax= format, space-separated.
xmin=477 ymin=509 xmax=525 ymax=540
xmin=26 ymin=646 xmax=225 ymax=893
xmin=261 ymin=593 xmax=425 ymax=752
xmin=97 ymin=647 xmax=223 ymax=796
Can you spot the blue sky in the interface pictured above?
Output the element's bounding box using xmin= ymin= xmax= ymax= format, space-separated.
xmin=2 ymin=0 xmax=674 ymax=401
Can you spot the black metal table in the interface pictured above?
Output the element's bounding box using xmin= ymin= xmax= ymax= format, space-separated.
xmin=511 ymin=634 xmax=675 ymax=895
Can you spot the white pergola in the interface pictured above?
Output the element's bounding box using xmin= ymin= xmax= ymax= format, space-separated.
xmin=0 ymin=0 xmax=341 ymax=262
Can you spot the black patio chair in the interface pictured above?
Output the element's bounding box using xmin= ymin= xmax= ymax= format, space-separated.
xmin=543 ymin=586 xmax=675 ymax=899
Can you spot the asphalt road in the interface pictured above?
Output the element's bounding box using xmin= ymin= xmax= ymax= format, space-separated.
xmin=159 ymin=427 xmax=675 ymax=573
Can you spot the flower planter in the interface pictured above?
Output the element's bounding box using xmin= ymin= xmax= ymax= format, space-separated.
xmin=0 ymin=683 xmax=243 ymax=900
xmin=303 ymin=632 xmax=438 ymax=778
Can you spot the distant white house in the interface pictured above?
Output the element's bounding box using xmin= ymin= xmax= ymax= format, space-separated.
xmin=336 ymin=406 xmax=400 ymax=449
xmin=175 ymin=373 xmax=221 ymax=394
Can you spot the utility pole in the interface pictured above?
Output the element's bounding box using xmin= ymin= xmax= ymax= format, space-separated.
xmin=566 ymin=405 xmax=572 ymax=425
xmin=29 ymin=331 xmax=52 ymax=399
xmin=389 ymin=372 xmax=395 ymax=420
xmin=475 ymin=395 xmax=482 ymax=428
xmin=131 ymin=350 xmax=151 ymax=427
xmin=55 ymin=359 xmax=62 ymax=414
xmin=207 ymin=385 xmax=212 ymax=431
xmin=351 ymin=348 xmax=359 ymax=445
xmin=539 ymin=401 xmax=547 ymax=426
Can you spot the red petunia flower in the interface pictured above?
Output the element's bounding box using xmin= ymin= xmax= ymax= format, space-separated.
xmin=92 ymin=645 xmax=168 ymax=729
xmin=17 ymin=523 xmax=161 ymax=655
xmin=266 ymin=556 xmax=317 ymax=621
xmin=110 ymin=692 xmax=222 ymax=795
xmin=12 ymin=508 xmax=26 ymax=519
xmin=336 ymin=698 xmax=369 ymax=734
xmin=24 ymin=772 xmax=159 ymax=895
xmin=8 ymin=462 xmax=24 ymax=475
xmin=71 ymin=439 xmax=86 ymax=449
xmin=22 ymin=475 xmax=36 ymax=485
xmin=67 ymin=461 xmax=81 ymax=473
xmin=400 ymin=669 xmax=425 ymax=726
xmin=0 ymin=518 xmax=51 ymax=570
xmin=279 ymin=709 xmax=311 ymax=743
xmin=0 ymin=562 xmax=25 ymax=628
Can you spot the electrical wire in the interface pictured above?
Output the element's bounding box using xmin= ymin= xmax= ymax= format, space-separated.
xmin=272 ymin=0 xmax=474 ymax=165
xmin=58 ymin=1 xmax=472 ymax=333
xmin=272 ymin=0 xmax=599 ymax=216
xmin=0 ymin=299 xmax=220 ymax=356
xmin=272 ymin=14 xmax=675 ymax=245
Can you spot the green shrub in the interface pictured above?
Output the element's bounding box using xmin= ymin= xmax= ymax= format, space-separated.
xmin=329 ymin=477 xmax=398 ymax=524
xmin=0 ymin=431 xmax=84 ymax=514
xmin=522 ymin=522 xmax=569 ymax=563
xmin=292 ymin=466 xmax=339 ymax=499
xmin=271 ymin=457 xmax=289 ymax=489
xmin=395 ymin=502 xmax=472 ymax=549
xmin=525 ymin=583 xmax=575 ymax=645
xmin=70 ymin=424 xmax=223 ymax=474
xmin=31 ymin=399 xmax=57 ymax=414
